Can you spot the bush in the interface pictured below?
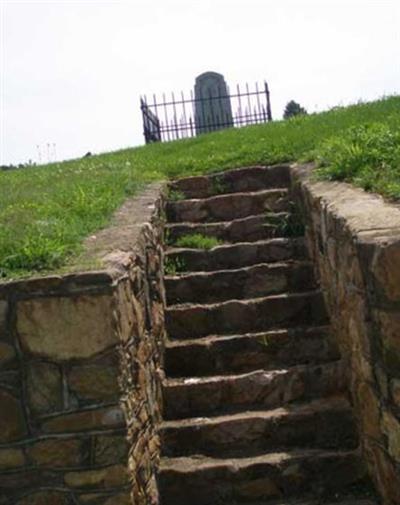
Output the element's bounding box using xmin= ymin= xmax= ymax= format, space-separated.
xmin=283 ymin=100 xmax=307 ymax=119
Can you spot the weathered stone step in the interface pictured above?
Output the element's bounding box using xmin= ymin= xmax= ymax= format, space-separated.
xmin=215 ymin=500 xmax=378 ymax=505
xmin=165 ymin=237 xmax=308 ymax=273
xmin=158 ymin=448 xmax=366 ymax=505
xmin=167 ymin=188 xmax=290 ymax=223
xmin=163 ymin=360 xmax=345 ymax=420
xmin=165 ymin=326 xmax=339 ymax=377
xmin=166 ymin=213 xmax=293 ymax=245
xmin=166 ymin=290 xmax=327 ymax=340
xmin=161 ymin=396 xmax=357 ymax=458
xmin=169 ymin=164 xmax=291 ymax=199
xmin=165 ymin=261 xmax=316 ymax=305
xmin=319 ymin=502 xmax=378 ymax=505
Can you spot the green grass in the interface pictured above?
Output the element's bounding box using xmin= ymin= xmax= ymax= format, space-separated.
xmin=1 ymin=95 xmax=399 ymax=279
xmin=265 ymin=202 xmax=305 ymax=238
xmin=168 ymin=189 xmax=186 ymax=201
xmin=173 ymin=234 xmax=222 ymax=250
xmin=164 ymin=256 xmax=187 ymax=275
xmin=315 ymin=123 xmax=400 ymax=198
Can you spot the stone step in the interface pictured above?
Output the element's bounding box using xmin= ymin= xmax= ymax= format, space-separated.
xmin=163 ymin=360 xmax=346 ymax=420
xmin=161 ymin=396 xmax=358 ymax=458
xmin=198 ymin=498 xmax=378 ymax=505
xmin=166 ymin=290 xmax=328 ymax=340
xmin=165 ymin=261 xmax=316 ymax=305
xmin=169 ymin=164 xmax=291 ymax=199
xmin=166 ymin=188 xmax=290 ymax=223
xmin=158 ymin=449 xmax=366 ymax=505
xmin=217 ymin=500 xmax=378 ymax=505
xmin=166 ymin=213 xmax=293 ymax=245
xmin=165 ymin=326 xmax=339 ymax=377
xmin=165 ymin=237 xmax=308 ymax=273
xmin=318 ymin=502 xmax=378 ymax=505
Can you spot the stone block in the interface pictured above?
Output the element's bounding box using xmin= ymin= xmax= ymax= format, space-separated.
xmin=0 ymin=468 xmax=40 ymax=490
xmin=382 ymin=409 xmax=400 ymax=462
xmin=117 ymin=281 xmax=146 ymax=342
xmin=136 ymin=339 xmax=152 ymax=365
xmin=42 ymin=405 xmax=125 ymax=433
xmin=0 ymin=370 xmax=20 ymax=393
xmin=16 ymin=491 xmax=71 ymax=505
xmin=93 ymin=434 xmax=128 ymax=465
xmin=27 ymin=361 xmax=63 ymax=416
xmin=103 ymin=493 xmax=131 ymax=505
xmin=0 ymin=342 xmax=16 ymax=368
xmin=29 ymin=438 xmax=81 ymax=467
xmin=0 ymin=389 xmax=27 ymax=442
xmin=376 ymin=310 xmax=400 ymax=374
xmin=68 ymin=363 xmax=120 ymax=403
xmin=375 ymin=365 xmax=389 ymax=399
xmin=367 ymin=439 xmax=400 ymax=505
xmin=371 ymin=238 xmax=400 ymax=301
xmin=391 ymin=378 xmax=400 ymax=407
xmin=235 ymin=476 xmax=280 ymax=500
xmin=17 ymin=294 xmax=117 ymax=361
xmin=144 ymin=476 xmax=159 ymax=505
xmin=151 ymin=301 xmax=165 ymax=341
xmin=0 ymin=300 xmax=7 ymax=338
xmin=64 ymin=464 xmax=128 ymax=488
xmin=356 ymin=381 xmax=382 ymax=441
xmin=0 ymin=448 xmax=25 ymax=469
xmin=78 ymin=493 xmax=131 ymax=504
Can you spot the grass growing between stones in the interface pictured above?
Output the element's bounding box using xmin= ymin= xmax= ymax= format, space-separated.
xmin=164 ymin=257 xmax=187 ymax=276
xmin=174 ymin=234 xmax=222 ymax=250
xmin=168 ymin=189 xmax=186 ymax=201
xmin=265 ymin=202 xmax=305 ymax=238
xmin=1 ymin=95 xmax=399 ymax=278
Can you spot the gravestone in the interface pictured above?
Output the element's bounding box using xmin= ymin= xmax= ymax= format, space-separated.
xmin=194 ymin=72 xmax=233 ymax=135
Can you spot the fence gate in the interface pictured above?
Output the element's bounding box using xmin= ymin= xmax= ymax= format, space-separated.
xmin=140 ymin=99 xmax=161 ymax=143
xmin=140 ymin=80 xmax=272 ymax=144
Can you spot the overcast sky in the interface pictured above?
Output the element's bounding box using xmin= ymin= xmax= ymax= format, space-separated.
xmin=1 ymin=0 xmax=399 ymax=165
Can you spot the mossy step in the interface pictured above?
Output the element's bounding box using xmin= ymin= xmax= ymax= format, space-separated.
xmin=166 ymin=212 xmax=293 ymax=244
xmin=165 ymin=237 xmax=308 ymax=273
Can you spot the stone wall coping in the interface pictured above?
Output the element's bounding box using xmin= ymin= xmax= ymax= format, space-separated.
xmin=0 ymin=182 xmax=166 ymax=298
xmin=291 ymin=163 xmax=400 ymax=243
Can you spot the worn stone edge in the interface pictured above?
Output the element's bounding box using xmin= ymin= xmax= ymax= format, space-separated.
xmin=290 ymin=163 xmax=400 ymax=241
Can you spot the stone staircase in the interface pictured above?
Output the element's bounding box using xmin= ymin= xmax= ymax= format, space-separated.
xmin=158 ymin=165 xmax=379 ymax=505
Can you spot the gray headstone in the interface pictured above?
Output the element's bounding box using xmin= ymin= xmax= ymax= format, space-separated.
xmin=194 ymin=72 xmax=233 ymax=135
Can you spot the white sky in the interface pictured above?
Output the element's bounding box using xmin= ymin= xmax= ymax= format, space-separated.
xmin=1 ymin=0 xmax=399 ymax=165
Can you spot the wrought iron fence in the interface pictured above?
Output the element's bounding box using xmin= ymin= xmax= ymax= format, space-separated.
xmin=140 ymin=81 xmax=272 ymax=144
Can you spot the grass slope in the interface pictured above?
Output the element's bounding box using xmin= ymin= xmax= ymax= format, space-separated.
xmin=1 ymin=95 xmax=399 ymax=279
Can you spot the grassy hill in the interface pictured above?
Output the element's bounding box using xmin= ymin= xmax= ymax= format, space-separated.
xmin=1 ymin=95 xmax=399 ymax=279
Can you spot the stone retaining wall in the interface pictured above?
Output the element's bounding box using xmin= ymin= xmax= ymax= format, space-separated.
xmin=0 ymin=184 xmax=166 ymax=505
xmin=291 ymin=164 xmax=400 ymax=505
xmin=3 ymin=164 xmax=400 ymax=504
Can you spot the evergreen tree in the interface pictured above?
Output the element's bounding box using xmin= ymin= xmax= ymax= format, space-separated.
xmin=283 ymin=100 xmax=307 ymax=119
